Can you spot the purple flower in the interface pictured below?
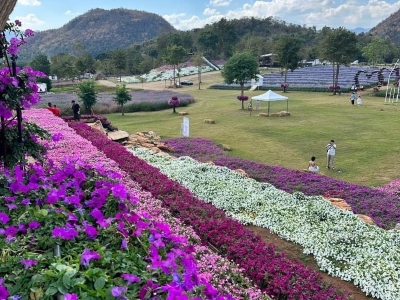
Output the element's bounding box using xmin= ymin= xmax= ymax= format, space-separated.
xmin=80 ymin=248 xmax=101 ymax=267
xmin=120 ymin=239 xmax=128 ymax=250
xmin=83 ymin=224 xmax=98 ymax=239
xmin=5 ymin=226 xmax=18 ymax=236
xmin=64 ymin=294 xmax=78 ymax=300
xmin=20 ymin=259 xmax=38 ymax=269
xmin=0 ymin=212 xmax=10 ymax=224
xmin=15 ymin=20 xmax=22 ymax=26
xmin=52 ymin=227 xmax=78 ymax=240
xmin=21 ymin=198 xmax=31 ymax=206
xmin=111 ymin=286 xmax=127 ymax=298
xmin=121 ymin=273 xmax=140 ymax=284
xmin=28 ymin=221 xmax=41 ymax=230
xmin=6 ymin=204 xmax=17 ymax=210
xmin=51 ymin=133 xmax=63 ymax=142
xmin=0 ymin=285 xmax=9 ymax=299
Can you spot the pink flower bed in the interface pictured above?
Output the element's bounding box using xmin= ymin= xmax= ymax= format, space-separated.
xmin=23 ymin=109 xmax=266 ymax=299
xmin=65 ymin=118 xmax=350 ymax=299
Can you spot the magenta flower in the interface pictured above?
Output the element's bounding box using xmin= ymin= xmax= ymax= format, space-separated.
xmin=52 ymin=227 xmax=78 ymax=240
xmin=28 ymin=221 xmax=41 ymax=230
xmin=80 ymin=248 xmax=101 ymax=267
xmin=20 ymin=259 xmax=38 ymax=269
xmin=5 ymin=226 xmax=18 ymax=237
xmin=64 ymin=294 xmax=78 ymax=300
xmin=84 ymin=224 xmax=98 ymax=239
xmin=0 ymin=285 xmax=9 ymax=299
xmin=121 ymin=273 xmax=140 ymax=284
xmin=0 ymin=212 xmax=10 ymax=224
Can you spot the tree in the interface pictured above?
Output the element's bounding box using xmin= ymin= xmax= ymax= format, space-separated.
xmin=192 ymin=53 xmax=204 ymax=90
xmin=30 ymin=54 xmax=51 ymax=75
xmin=75 ymin=53 xmax=96 ymax=75
xmin=113 ymin=84 xmax=132 ymax=115
xmin=77 ymin=80 xmax=97 ymax=114
xmin=111 ymin=49 xmax=127 ymax=82
xmin=274 ymin=34 xmax=302 ymax=91
xmin=222 ymin=52 xmax=258 ymax=109
xmin=362 ymin=38 xmax=391 ymax=66
xmin=321 ymin=27 xmax=358 ymax=95
xmin=50 ymin=53 xmax=78 ymax=81
xmin=164 ymin=45 xmax=187 ymax=86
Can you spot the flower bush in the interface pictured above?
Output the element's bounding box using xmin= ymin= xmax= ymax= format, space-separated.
xmin=64 ymin=117 xmax=350 ymax=299
xmin=23 ymin=109 xmax=268 ymax=299
xmin=0 ymin=20 xmax=50 ymax=167
xmin=168 ymin=96 xmax=180 ymax=113
xmin=162 ymin=137 xmax=400 ymax=229
xmin=132 ymin=147 xmax=400 ymax=300
xmin=328 ymin=85 xmax=341 ymax=90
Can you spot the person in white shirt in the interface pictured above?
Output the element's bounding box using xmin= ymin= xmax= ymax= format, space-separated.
xmin=326 ymin=140 xmax=336 ymax=169
xmin=308 ymin=156 xmax=319 ymax=173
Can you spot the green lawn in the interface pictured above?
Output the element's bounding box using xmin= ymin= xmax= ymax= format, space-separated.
xmin=105 ymin=73 xmax=400 ymax=187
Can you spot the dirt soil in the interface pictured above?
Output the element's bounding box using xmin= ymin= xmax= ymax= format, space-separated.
xmin=246 ymin=225 xmax=376 ymax=300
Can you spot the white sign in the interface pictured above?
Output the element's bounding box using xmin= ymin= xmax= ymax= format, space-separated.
xmin=181 ymin=117 xmax=189 ymax=137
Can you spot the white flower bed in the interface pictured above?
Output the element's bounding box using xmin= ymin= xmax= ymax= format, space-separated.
xmin=121 ymin=65 xmax=217 ymax=83
xmin=131 ymin=148 xmax=400 ymax=300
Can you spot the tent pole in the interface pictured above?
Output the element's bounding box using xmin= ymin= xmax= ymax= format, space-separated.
xmin=268 ymin=101 xmax=270 ymax=115
xmin=287 ymin=99 xmax=288 ymax=113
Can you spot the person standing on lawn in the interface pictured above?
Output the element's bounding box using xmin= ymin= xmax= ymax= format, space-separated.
xmin=326 ymin=139 xmax=336 ymax=169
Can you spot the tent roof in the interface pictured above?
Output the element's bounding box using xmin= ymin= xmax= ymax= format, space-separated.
xmin=251 ymin=90 xmax=288 ymax=102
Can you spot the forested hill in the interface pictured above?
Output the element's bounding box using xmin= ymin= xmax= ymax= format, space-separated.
xmin=18 ymin=8 xmax=176 ymax=60
xmin=369 ymin=9 xmax=400 ymax=45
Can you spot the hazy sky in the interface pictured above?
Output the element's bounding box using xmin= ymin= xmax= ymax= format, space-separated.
xmin=9 ymin=0 xmax=400 ymax=31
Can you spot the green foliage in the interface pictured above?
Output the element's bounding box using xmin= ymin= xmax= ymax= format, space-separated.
xmin=50 ymin=53 xmax=78 ymax=80
xmin=77 ymin=80 xmax=97 ymax=113
xmin=222 ymin=52 xmax=258 ymax=108
xmin=37 ymin=77 xmax=53 ymax=92
xmin=30 ymin=54 xmax=51 ymax=75
xmin=1 ymin=121 xmax=51 ymax=167
xmin=362 ymin=38 xmax=391 ymax=66
xmin=113 ymin=84 xmax=132 ymax=115
xmin=321 ymin=27 xmax=358 ymax=94
xmin=274 ymin=34 xmax=303 ymax=83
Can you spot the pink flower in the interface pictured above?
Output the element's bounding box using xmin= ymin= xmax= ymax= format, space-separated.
xmin=0 ymin=213 xmax=10 ymax=224
xmin=64 ymin=294 xmax=78 ymax=300
xmin=121 ymin=273 xmax=140 ymax=284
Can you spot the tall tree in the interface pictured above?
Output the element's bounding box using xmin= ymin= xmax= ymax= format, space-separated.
xmin=362 ymin=38 xmax=391 ymax=66
xmin=321 ymin=27 xmax=358 ymax=95
xmin=164 ymin=45 xmax=187 ymax=86
xmin=113 ymin=84 xmax=132 ymax=115
xmin=30 ymin=54 xmax=51 ymax=75
xmin=222 ymin=52 xmax=258 ymax=109
xmin=274 ymin=34 xmax=303 ymax=91
xmin=50 ymin=53 xmax=78 ymax=81
xmin=75 ymin=53 xmax=96 ymax=75
xmin=111 ymin=49 xmax=127 ymax=82
xmin=192 ymin=53 xmax=204 ymax=90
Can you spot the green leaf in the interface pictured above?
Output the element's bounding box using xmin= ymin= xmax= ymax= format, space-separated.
xmin=45 ymin=286 xmax=58 ymax=296
xmin=94 ymin=277 xmax=106 ymax=290
xmin=62 ymin=273 xmax=71 ymax=287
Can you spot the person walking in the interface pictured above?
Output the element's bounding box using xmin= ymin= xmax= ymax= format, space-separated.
xmin=71 ymin=100 xmax=81 ymax=121
xmin=350 ymin=92 xmax=356 ymax=106
xmin=326 ymin=139 xmax=336 ymax=169
xmin=357 ymin=94 xmax=363 ymax=106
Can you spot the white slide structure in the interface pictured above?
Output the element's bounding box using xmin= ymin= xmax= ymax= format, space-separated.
xmin=202 ymin=57 xmax=220 ymax=70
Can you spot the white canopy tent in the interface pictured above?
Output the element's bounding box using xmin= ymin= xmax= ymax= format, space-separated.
xmin=251 ymin=90 xmax=288 ymax=115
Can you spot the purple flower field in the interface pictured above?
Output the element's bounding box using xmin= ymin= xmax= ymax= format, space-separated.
xmin=38 ymin=90 xmax=195 ymax=114
xmin=163 ymin=137 xmax=400 ymax=229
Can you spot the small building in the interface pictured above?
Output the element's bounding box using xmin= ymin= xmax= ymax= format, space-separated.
xmin=259 ymin=53 xmax=278 ymax=67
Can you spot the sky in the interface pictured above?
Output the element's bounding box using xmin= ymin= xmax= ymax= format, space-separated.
xmin=9 ymin=0 xmax=400 ymax=32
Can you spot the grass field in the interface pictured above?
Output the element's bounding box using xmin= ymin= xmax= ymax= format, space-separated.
xmin=105 ymin=71 xmax=400 ymax=187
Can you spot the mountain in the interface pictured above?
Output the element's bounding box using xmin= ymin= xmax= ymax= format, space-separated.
xmin=18 ymin=8 xmax=176 ymax=61
xmin=369 ymin=9 xmax=400 ymax=44
xmin=351 ymin=27 xmax=370 ymax=34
